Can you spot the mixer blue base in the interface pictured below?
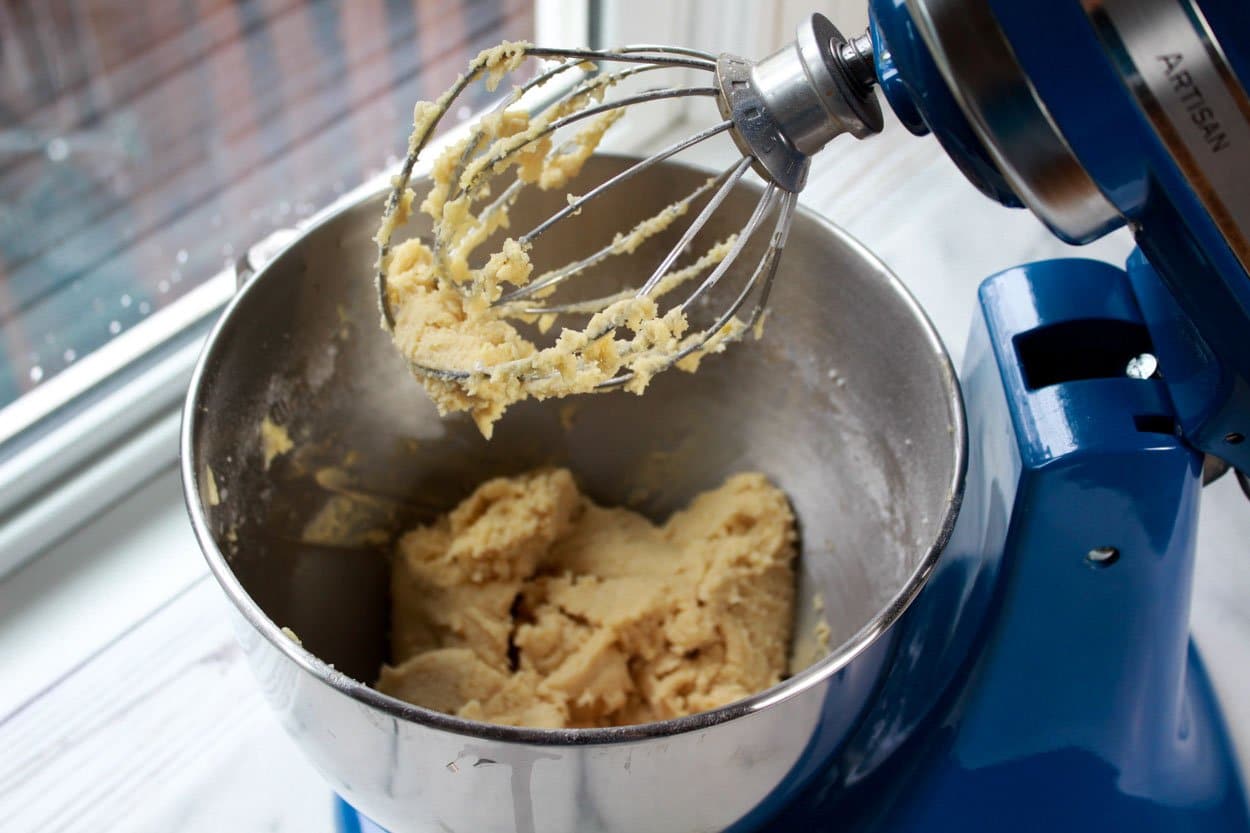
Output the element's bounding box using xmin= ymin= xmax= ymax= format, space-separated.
xmin=334 ymin=257 xmax=1250 ymax=831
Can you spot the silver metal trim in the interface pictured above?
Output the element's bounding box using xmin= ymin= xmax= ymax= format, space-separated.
xmin=716 ymin=53 xmax=811 ymax=192
xmin=906 ymin=0 xmax=1123 ymax=243
xmin=714 ymin=14 xmax=882 ymax=193
xmin=1082 ymin=0 xmax=1250 ymax=276
xmin=234 ymin=228 xmax=301 ymax=289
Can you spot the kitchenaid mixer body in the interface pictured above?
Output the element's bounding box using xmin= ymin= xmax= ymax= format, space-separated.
xmin=771 ymin=0 xmax=1250 ymax=827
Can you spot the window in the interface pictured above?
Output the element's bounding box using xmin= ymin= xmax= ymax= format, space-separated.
xmin=0 ymin=0 xmax=535 ymax=442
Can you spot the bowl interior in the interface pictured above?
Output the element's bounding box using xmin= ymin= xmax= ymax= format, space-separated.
xmin=188 ymin=155 xmax=962 ymax=690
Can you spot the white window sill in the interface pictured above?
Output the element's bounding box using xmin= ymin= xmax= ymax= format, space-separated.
xmin=0 ymin=465 xmax=338 ymax=832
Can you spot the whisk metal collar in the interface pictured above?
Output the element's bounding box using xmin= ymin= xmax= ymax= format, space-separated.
xmin=715 ymin=13 xmax=883 ymax=192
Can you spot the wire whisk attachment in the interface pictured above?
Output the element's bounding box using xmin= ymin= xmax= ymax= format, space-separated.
xmin=376 ymin=20 xmax=879 ymax=436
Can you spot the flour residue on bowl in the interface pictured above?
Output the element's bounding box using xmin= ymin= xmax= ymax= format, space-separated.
xmin=203 ymin=465 xmax=221 ymax=507
xmin=260 ymin=416 xmax=294 ymax=470
xmin=300 ymin=466 xmax=397 ymax=549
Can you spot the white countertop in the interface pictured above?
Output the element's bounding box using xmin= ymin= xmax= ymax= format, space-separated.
xmin=2 ymin=114 xmax=1248 ymax=833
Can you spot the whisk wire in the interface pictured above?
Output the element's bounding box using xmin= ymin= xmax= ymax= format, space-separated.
xmin=497 ymin=175 xmax=723 ymax=305
xmin=434 ymin=63 xmax=688 ymax=289
xmin=679 ymin=184 xmax=779 ymax=314
xmin=637 ymin=155 xmax=753 ymax=298
xmin=594 ymin=190 xmax=797 ymax=389
xmin=383 ymin=45 xmax=717 ymax=258
xmin=511 ymin=160 xmax=746 ymax=315
xmin=610 ymin=44 xmax=719 ymax=62
xmin=520 ymin=119 xmax=734 ymax=245
xmin=458 ymin=86 xmax=721 ymax=196
xmin=447 ymin=61 xmax=685 ymax=200
xmin=674 ymin=192 xmax=796 ymax=361
xmin=525 ymin=46 xmax=717 ymax=70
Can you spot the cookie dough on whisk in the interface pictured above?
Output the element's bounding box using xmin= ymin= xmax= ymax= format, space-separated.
xmin=375 ymin=42 xmax=799 ymax=437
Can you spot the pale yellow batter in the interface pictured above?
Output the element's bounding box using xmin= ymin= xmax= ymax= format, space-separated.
xmin=377 ymin=42 xmax=751 ymax=438
xmin=260 ymin=416 xmax=294 ymax=470
xmin=376 ymin=468 xmax=797 ymax=728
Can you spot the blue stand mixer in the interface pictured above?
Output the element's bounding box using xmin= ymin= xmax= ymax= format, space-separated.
xmin=179 ymin=0 xmax=1249 ymax=830
xmin=341 ymin=0 xmax=1250 ymax=828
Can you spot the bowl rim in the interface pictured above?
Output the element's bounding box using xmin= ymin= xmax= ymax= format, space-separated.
xmin=179 ymin=153 xmax=968 ymax=747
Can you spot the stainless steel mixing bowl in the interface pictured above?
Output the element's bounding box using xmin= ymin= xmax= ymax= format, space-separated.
xmin=180 ymin=155 xmax=965 ymax=833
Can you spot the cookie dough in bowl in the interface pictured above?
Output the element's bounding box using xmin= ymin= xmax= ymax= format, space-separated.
xmin=376 ymin=467 xmax=798 ymax=728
